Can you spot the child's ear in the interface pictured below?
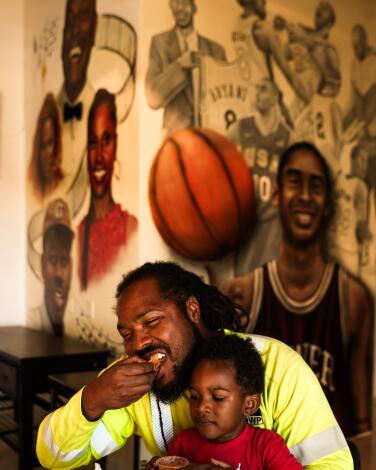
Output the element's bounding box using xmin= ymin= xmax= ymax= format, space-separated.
xmin=244 ymin=393 xmax=260 ymax=417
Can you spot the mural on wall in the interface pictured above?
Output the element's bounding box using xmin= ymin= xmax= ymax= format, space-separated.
xmin=221 ymin=142 xmax=373 ymax=439
xmin=148 ymin=127 xmax=255 ymax=261
xmin=78 ymin=89 xmax=137 ymax=290
xmin=141 ymin=0 xmax=375 ymax=438
xmin=26 ymin=0 xmax=139 ymax=356
xmin=24 ymin=0 xmax=375 ymax=440
xmin=28 ymin=93 xmax=64 ymax=200
xmin=27 ymin=198 xmax=74 ymax=336
xmin=145 ymin=0 xmax=226 ymax=136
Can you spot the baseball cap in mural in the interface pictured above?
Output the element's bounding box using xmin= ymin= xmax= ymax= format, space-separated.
xmin=43 ymin=198 xmax=73 ymax=236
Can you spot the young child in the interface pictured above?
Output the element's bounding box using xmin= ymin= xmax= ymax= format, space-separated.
xmin=165 ymin=332 xmax=304 ymax=470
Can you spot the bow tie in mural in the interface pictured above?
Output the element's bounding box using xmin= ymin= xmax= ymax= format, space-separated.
xmin=63 ymin=102 xmax=83 ymax=122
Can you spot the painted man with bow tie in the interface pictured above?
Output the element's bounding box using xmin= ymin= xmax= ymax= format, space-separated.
xmin=57 ymin=0 xmax=97 ymax=189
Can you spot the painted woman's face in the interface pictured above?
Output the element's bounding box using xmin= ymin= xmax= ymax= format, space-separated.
xmin=88 ymin=102 xmax=117 ymax=199
xmin=40 ymin=118 xmax=59 ymax=182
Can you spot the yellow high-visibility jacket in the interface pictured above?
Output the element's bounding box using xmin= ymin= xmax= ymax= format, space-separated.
xmin=37 ymin=333 xmax=353 ymax=469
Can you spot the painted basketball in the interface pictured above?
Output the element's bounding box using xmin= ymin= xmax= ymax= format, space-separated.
xmin=149 ymin=128 xmax=255 ymax=261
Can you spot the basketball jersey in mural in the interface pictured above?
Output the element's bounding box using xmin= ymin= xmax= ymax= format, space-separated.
xmin=249 ymin=261 xmax=355 ymax=437
xmin=235 ymin=116 xmax=289 ymax=221
xmin=359 ymin=188 xmax=376 ymax=292
xmin=231 ymin=15 xmax=269 ymax=85
xmin=200 ymin=57 xmax=251 ymax=134
xmin=351 ymin=52 xmax=376 ymax=126
xmin=200 ymin=15 xmax=271 ymax=135
xmin=293 ymin=94 xmax=342 ymax=174
xmin=328 ymin=172 xmax=368 ymax=275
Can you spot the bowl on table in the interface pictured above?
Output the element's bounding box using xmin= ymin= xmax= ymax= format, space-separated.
xmin=155 ymin=455 xmax=190 ymax=469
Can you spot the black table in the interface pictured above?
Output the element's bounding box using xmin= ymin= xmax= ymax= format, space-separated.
xmin=0 ymin=326 xmax=108 ymax=470
xmin=49 ymin=370 xmax=100 ymax=406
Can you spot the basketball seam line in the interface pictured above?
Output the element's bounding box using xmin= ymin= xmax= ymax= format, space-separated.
xmin=172 ymin=135 xmax=226 ymax=253
xmin=192 ymin=128 xmax=242 ymax=244
xmin=150 ymin=142 xmax=197 ymax=258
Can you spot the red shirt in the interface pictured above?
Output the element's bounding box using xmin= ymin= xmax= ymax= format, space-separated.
xmin=78 ymin=203 xmax=129 ymax=289
xmin=167 ymin=425 xmax=303 ymax=470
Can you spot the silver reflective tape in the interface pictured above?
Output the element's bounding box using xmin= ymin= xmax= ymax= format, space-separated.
xmin=289 ymin=426 xmax=348 ymax=465
xmin=59 ymin=447 xmax=89 ymax=462
xmin=91 ymin=421 xmax=121 ymax=457
xmin=246 ymin=333 xmax=266 ymax=353
xmin=43 ymin=414 xmax=60 ymax=458
xmin=150 ymin=392 xmax=174 ymax=454
xmin=43 ymin=414 xmax=89 ymax=462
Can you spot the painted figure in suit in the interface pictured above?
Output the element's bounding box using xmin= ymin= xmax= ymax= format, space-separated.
xmin=57 ymin=0 xmax=97 ymax=198
xmin=145 ymin=0 xmax=226 ymax=136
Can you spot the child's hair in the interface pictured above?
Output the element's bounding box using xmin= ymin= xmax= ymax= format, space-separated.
xmin=193 ymin=332 xmax=264 ymax=395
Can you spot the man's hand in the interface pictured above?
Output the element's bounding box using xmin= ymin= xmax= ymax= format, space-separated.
xmin=81 ymin=356 xmax=155 ymax=421
xmin=178 ymin=50 xmax=199 ymax=69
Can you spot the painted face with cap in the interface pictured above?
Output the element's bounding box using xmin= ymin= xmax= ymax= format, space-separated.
xmin=41 ymin=199 xmax=74 ymax=325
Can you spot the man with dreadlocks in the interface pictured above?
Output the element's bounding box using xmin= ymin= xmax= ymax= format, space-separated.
xmin=37 ymin=261 xmax=352 ymax=469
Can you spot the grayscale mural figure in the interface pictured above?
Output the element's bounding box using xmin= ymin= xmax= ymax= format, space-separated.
xmin=145 ymin=0 xmax=226 ymax=136
xmin=277 ymin=1 xmax=342 ymax=173
xmin=228 ymin=78 xmax=290 ymax=275
xmin=344 ymin=24 xmax=376 ymax=142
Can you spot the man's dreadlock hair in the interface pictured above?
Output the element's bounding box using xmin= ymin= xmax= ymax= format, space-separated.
xmin=115 ymin=261 xmax=242 ymax=331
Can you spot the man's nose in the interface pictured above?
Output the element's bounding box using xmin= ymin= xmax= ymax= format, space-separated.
xmin=129 ymin=329 xmax=153 ymax=355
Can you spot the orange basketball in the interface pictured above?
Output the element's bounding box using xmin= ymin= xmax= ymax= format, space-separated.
xmin=149 ymin=128 xmax=255 ymax=261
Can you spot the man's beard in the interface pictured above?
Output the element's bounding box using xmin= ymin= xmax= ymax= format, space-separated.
xmin=153 ymin=323 xmax=202 ymax=404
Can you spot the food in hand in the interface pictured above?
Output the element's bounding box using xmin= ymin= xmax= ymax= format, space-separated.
xmin=149 ymin=352 xmax=166 ymax=370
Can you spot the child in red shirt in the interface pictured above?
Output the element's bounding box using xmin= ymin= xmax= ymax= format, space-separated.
xmin=165 ymin=333 xmax=303 ymax=470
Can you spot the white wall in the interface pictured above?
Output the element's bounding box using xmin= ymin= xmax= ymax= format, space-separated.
xmin=0 ymin=0 xmax=26 ymax=326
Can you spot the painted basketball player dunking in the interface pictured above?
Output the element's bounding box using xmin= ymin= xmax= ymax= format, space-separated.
xmin=221 ymin=142 xmax=373 ymax=437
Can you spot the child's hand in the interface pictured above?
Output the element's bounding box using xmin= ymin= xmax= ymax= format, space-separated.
xmin=210 ymin=459 xmax=232 ymax=468
xmin=144 ymin=456 xmax=159 ymax=470
xmin=187 ymin=460 xmax=233 ymax=470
